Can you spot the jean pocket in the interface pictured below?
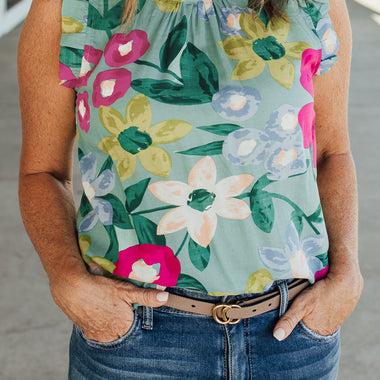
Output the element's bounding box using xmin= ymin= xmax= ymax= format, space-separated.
xmin=297 ymin=320 xmax=340 ymax=343
xmin=74 ymin=310 xmax=141 ymax=350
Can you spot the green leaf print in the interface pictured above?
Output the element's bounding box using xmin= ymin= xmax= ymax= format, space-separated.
xmin=99 ymin=155 xmax=114 ymax=173
xmin=180 ymin=42 xmax=219 ymax=97
xmin=104 ymin=224 xmax=119 ymax=262
xmin=87 ymin=1 xmax=123 ymax=32
xmin=177 ymin=141 xmax=224 ymax=156
xmin=291 ymin=210 xmax=303 ymax=237
xmin=250 ymin=190 xmax=275 ymax=233
xmin=60 ymin=46 xmax=83 ymax=69
xmin=132 ymin=214 xmax=166 ymax=246
xmin=197 ymin=124 xmax=242 ymax=136
xmin=131 ymin=78 xmax=214 ymax=105
xmin=176 ymin=274 xmax=208 ymax=294
xmin=302 ymin=2 xmax=323 ymax=28
xmin=124 ymin=178 xmax=151 ymax=213
xmin=309 ymin=204 xmax=323 ymax=223
xmin=137 ymin=0 xmax=147 ymax=13
xmin=78 ymin=148 xmax=85 ymax=161
xmin=188 ymin=238 xmax=211 ymax=272
xmin=159 ymin=16 xmax=187 ymax=71
xmin=79 ymin=193 xmax=93 ymax=217
xmin=316 ymin=253 xmax=328 ymax=267
xmin=100 ymin=194 xmax=133 ymax=229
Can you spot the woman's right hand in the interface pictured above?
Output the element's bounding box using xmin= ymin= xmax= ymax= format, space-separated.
xmin=50 ymin=272 xmax=168 ymax=343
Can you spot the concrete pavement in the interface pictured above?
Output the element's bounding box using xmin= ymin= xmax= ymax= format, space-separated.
xmin=1 ymin=0 xmax=379 ymax=378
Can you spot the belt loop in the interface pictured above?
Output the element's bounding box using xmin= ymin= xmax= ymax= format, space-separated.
xmin=141 ymin=306 xmax=154 ymax=330
xmin=276 ymin=280 xmax=289 ymax=318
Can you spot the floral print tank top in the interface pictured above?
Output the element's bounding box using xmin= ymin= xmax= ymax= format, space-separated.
xmin=59 ymin=0 xmax=340 ymax=295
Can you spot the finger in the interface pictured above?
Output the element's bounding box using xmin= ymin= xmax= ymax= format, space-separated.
xmin=273 ymin=292 xmax=313 ymax=341
xmin=122 ymin=283 xmax=169 ymax=308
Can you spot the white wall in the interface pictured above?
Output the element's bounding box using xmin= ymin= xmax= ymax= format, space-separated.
xmin=0 ymin=0 xmax=32 ymax=38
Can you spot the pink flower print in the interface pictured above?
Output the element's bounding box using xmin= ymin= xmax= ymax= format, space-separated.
xmin=314 ymin=265 xmax=329 ymax=281
xmin=76 ymin=92 xmax=90 ymax=132
xmin=60 ymin=45 xmax=103 ymax=88
xmin=300 ymin=49 xmax=322 ymax=96
xmin=92 ymin=68 xmax=132 ymax=107
xmin=298 ymin=103 xmax=317 ymax=167
xmin=113 ymin=244 xmax=181 ymax=287
xmin=59 ymin=62 xmax=77 ymax=87
xmin=104 ymin=31 xmax=150 ymax=67
xmin=299 ymin=49 xmax=323 ymax=168
xmin=149 ymin=156 xmax=254 ymax=247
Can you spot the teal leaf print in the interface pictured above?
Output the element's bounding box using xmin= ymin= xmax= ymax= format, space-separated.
xmin=131 ymin=78 xmax=215 ymax=105
xmin=251 ymin=173 xmax=275 ymax=192
xmin=250 ymin=190 xmax=275 ymax=233
xmin=180 ymin=42 xmax=219 ymax=97
xmin=291 ymin=210 xmax=303 ymax=237
xmin=197 ymin=123 xmax=242 ymax=136
xmin=79 ymin=193 xmax=93 ymax=216
xmin=131 ymin=78 xmax=198 ymax=104
xmin=316 ymin=252 xmax=329 ymax=267
xmin=104 ymin=224 xmax=119 ymax=262
xmin=124 ymin=178 xmax=151 ymax=213
xmin=177 ymin=141 xmax=224 ymax=156
xmin=132 ymin=214 xmax=166 ymax=246
xmin=100 ymin=194 xmax=133 ymax=229
xmin=309 ymin=204 xmax=323 ymax=223
xmin=137 ymin=0 xmax=147 ymax=13
xmin=176 ymin=273 xmax=208 ymax=293
xmin=188 ymin=238 xmax=211 ymax=271
xmin=99 ymin=155 xmax=114 ymax=173
xmin=60 ymin=46 xmax=83 ymax=69
xmin=87 ymin=1 xmax=123 ymax=32
xmin=302 ymin=2 xmax=323 ymax=28
xmin=78 ymin=148 xmax=85 ymax=161
xmin=160 ymin=16 xmax=187 ymax=71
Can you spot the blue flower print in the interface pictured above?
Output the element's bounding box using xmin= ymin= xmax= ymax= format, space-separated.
xmin=222 ymin=128 xmax=268 ymax=166
xmin=197 ymin=0 xmax=216 ymax=21
xmin=315 ymin=17 xmax=340 ymax=75
xmin=264 ymin=141 xmax=306 ymax=180
xmin=258 ymin=222 xmax=324 ymax=282
xmin=263 ymin=104 xmax=300 ymax=144
xmin=79 ymin=153 xmax=116 ymax=232
xmin=212 ymin=86 xmax=261 ymax=122
xmin=219 ymin=7 xmax=250 ymax=36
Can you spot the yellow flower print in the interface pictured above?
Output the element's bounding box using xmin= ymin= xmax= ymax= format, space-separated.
xmin=98 ymin=94 xmax=192 ymax=181
xmin=61 ymin=16 xmax=84 ymax=34
xmin=218 ymin=13 xmax=311 ymax=89
xmin=152 ymin=0 xmax=185 ymax=13
xmin=78 ymin=234 xmax=116 ymax=274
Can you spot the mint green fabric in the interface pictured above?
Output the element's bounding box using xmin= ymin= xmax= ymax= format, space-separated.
xmin=59 ymin=0 xmax=339 ymax=295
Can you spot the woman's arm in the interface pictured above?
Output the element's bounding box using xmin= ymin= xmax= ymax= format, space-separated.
xmin=273 ymin=0 xmax=363 ymax=340
xmin=18 ymin=0 xmax=168 ymax=343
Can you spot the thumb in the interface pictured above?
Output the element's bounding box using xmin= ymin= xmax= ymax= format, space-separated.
xmin=122 ymin=283 xmax=169 ymax=308
xmin=273 ymin=296 xmax=309 ymax=341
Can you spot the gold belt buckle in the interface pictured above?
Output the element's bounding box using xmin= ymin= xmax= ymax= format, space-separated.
xmin=212 ymin=304 xmax=242 ymax=325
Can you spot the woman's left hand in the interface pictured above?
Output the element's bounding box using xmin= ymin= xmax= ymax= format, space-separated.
xmin=273 ymin=269 xmax=363 ymax=341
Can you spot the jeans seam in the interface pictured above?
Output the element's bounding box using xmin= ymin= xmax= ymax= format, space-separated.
xmin=244 ymin=318 xmax=253 ymax=380
xmin=222 ymin=325 xmax=230 ymax=380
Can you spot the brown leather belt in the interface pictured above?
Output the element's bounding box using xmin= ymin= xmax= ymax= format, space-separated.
xmin=164 ymin=279 xmax=310 ymax=324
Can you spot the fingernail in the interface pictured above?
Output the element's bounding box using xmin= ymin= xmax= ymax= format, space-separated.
xmin=274 ymin=328 xmax=286 ymax=341
xmin=157 ymin=291 xmax=169 ymax=302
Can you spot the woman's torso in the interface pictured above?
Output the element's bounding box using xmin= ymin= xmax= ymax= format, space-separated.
xmin=59 ymin=0 xmax=339 ymax=295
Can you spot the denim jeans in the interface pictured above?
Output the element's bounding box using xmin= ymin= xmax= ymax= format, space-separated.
xmin=68 ymin=281 xmax=340 ymax=379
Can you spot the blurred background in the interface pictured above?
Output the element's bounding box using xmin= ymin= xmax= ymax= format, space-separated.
xmin=1 ymin=0 xmax=379 ymax=378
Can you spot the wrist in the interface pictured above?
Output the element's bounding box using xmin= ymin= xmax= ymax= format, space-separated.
xmin=47 ymin=254 xmax=90 ymax=288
